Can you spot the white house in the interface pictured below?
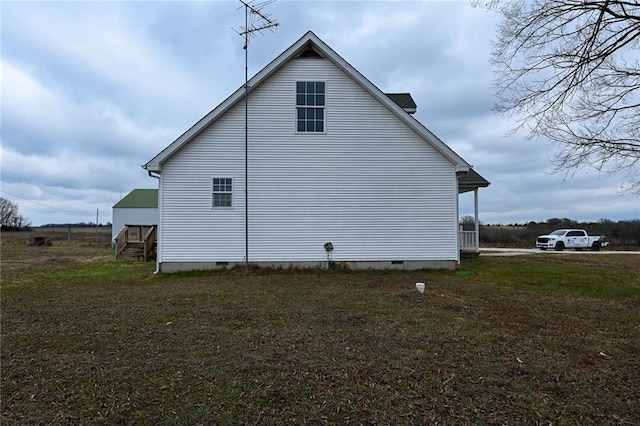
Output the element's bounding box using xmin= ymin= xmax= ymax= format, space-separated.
xmin=143 ymin=31 xmax=489 ymax=272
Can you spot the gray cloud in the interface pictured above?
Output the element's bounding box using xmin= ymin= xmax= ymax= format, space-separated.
xmin=1 ymin=1 xmax=637 ymax=226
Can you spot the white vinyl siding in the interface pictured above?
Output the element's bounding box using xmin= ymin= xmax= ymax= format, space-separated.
xmin=158 ymin=58 xmax=458 ymax=263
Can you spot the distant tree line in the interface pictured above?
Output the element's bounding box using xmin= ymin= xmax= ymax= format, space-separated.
xmin=41 ymin=222 xmax=112 ymax=228
xmin=461 ymin=217 xmax=640 ymax=248
xmin=0 ymin=197 xmax=31 ymax=231
xmin=0 ymin=198 xmax=115 ymax=231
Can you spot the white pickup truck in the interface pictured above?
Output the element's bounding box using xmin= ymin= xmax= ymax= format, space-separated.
xmin=536 ymin=229 xmax=609 ymax=251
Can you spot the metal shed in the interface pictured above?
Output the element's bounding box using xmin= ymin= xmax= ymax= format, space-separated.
xmin=111 ymin=189 xmax=158 ymax=243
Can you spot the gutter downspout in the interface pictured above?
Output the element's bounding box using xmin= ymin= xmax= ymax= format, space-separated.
xmin=147 ymin=170 xmax=161 ymax=274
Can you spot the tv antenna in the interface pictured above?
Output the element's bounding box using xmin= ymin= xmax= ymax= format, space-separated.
xmin=236 ymin=0 xmax=279 ymax=49
xmin=235 ymin=0 xmax=279 ymax=270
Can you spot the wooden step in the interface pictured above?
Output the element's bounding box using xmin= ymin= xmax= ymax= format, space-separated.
xmin=116 ymin=242 xmax=152 ymax=260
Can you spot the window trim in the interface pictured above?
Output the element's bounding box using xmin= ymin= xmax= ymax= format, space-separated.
xmin=295 ymin=80 xmax=326 ymax=134
xmin=212 ymin=177 xmax=233 ymax=209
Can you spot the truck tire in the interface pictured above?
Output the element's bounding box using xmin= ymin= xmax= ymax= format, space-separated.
xmin=555 ymin=242 xmax=565 ymax=251
xmin=591 ymin=241 xmax=601 ymax=251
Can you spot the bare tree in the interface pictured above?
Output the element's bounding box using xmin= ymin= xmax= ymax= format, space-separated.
xmin=0 ymin=197 xmax=31 ymax=230
xmin=460 ymin=215 xmax=477 ymax=231
xmin=482 ymin=0 xmax=640 ymax=193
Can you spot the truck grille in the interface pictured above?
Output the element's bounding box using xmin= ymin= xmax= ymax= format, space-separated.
xmin=537 ymin=237 xmax=550 ymax=243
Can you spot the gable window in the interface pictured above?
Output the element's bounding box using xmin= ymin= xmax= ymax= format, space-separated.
xmin=212 ymin=178 xmax=233 ymax=208
xmin=296 ymin=81 xmax=325 ymax=132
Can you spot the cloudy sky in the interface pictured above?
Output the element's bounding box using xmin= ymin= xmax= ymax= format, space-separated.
xmin=2 ymin=0 xmax=638 ymax=226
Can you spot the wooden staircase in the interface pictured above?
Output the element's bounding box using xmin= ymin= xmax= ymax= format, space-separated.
xmin=118 ymin=241 xmax=145 ymax=259
xmin=115 ymin=225 xmax=156 ymax=261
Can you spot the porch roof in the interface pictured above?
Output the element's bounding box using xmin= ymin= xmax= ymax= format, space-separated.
xmin=458 ymin=169 xmax=490 ymax=193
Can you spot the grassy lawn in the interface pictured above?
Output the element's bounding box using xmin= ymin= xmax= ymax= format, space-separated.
xmin=1 ymin=238 xmax=639 ymax=424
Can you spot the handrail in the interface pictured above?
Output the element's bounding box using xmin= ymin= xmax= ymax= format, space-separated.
xmin=115 ymin=225 xmax=156 ymax=260
xmin=115 ymin=226 xmax=129 ymax=257
xmin=143 ymin=225 xmax=155 ymax=242
xmin=143 ymin=226 xmax=156 ymax=261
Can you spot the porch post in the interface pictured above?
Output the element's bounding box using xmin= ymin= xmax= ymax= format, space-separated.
xmin=474 ymin=188 xmax=480 ymax=251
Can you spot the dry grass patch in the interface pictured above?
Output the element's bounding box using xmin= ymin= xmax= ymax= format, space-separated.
xmin=1 ymin=243 xmax=639 ymax=424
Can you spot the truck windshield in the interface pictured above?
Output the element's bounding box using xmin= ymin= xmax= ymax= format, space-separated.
xmin=550 ymin=230 xmax=566 ymax=236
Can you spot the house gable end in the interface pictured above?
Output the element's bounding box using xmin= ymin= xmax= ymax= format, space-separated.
xmin=143 ymin=31 xmax=469 ymax=173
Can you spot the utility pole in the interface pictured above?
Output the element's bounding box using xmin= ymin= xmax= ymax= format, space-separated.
xmin=236 ymin=0 xmax=278 ymax=270
xmin=95 ymin=208 xmax=99 ymax=244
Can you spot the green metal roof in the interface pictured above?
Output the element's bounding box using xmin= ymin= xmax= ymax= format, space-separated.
xmin=113 ymin=189 xmax=158 ymax=208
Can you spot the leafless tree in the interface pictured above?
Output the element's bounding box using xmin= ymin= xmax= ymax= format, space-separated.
xmin=460 ymin=215 xmax=477 ymax=231
xmin=481 ymin=0 xmax=640 ymax=193
xmin=0 ymin=197 xmax=31 ymax=230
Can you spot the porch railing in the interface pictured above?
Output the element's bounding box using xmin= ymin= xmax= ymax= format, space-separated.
xmin=459 ymin=230 xmax=477 ymax=252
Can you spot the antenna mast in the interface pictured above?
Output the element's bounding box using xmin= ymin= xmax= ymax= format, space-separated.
xmin=236 ymin=0 xmax=278 ymax=271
